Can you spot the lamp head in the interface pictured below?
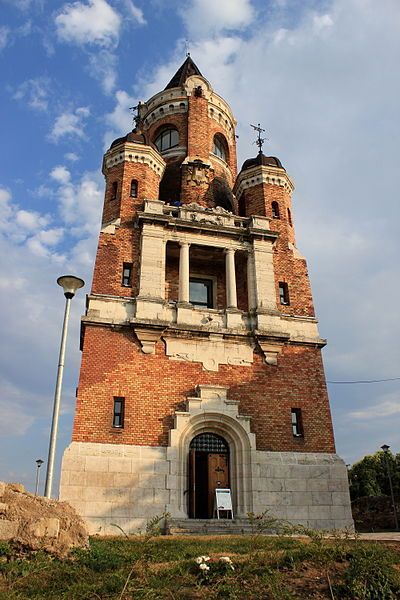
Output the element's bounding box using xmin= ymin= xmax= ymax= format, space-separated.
xmin=36 ymin=459 xmax=44 ymax=467
xmin=381 ymin=444 xmax=390 ymax=453
xmin=57 ymin=275 xmax=85 ymax=299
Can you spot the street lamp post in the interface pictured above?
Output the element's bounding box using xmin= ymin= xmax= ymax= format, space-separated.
xmin=35 ymin=459 xmax=44 ymax=496
xmin=44 ymin=275 xmax=84 ymax=499
xmin=381 ymin=444 xmax=399 ymax=531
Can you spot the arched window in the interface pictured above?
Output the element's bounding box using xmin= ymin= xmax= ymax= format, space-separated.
xmin=111 ymin=181 xmax=118 ymax=200
xmin=130 ymin=179 xmax=138 ymax=198
xmin=271 ymin=201 xmax=280 ymax=219
xmin=154 ymin=128 xmax=179 ymax=153
xmin=212 ymin=134 xmax=228 ymax=161
xmin=287 ymin=208 xmax=293 ymax=226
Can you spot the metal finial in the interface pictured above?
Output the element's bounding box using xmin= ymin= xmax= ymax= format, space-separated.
xmin=129 ymin=102 xmax=142 ymax=130
xmin=250 ymin=123 xmax=267 ymax=154
xmin=185 ymin=39 xmax=191 ymax=57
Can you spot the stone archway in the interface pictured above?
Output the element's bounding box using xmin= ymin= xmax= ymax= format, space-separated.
xmin=166 ymin=385 xmax=256 ymax=519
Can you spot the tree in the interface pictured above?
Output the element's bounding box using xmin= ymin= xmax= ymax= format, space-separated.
xmin=348 ymin=450 xmax=400 ymax=501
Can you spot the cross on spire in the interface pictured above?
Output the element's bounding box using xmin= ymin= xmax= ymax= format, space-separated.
xmin=250 ymin=123 xmax=267 ymax=154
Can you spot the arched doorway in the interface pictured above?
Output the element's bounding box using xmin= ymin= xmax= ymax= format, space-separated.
xmin=188 ymin=432 xmax=230 ymax=519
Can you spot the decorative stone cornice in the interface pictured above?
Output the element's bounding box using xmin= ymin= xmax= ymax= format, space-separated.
xmin=234 ymin=165 xmax=295 ymax=197
xmin=103 ymin=142 xmax=166 ymax=177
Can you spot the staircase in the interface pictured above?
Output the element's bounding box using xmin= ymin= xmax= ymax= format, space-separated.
xmin=168 ymin=518 xmax=255 ymax=535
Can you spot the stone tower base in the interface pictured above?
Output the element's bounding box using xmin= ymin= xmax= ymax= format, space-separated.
xmin=60 ymin=441 xmax=353 ymax=535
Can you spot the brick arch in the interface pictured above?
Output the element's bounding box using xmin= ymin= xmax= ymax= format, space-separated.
xmin=166 ymin=385 xmax=256 ymax=519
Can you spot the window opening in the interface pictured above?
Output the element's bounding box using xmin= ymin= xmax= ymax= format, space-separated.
xmin=213 ymin=135 xmax=227 ymax=161
xmin=238 ymin=196 xmax=246 ymax=217
xmin=113 ymin=397 xmax=125 ymax=428
xmin=154 ymin=128 xmax=179 ymax=152
xmin=111 ymin=181 xmax=118 ymax=200
xmin=279 ymin=282 xmax=290 ymax=305
xmin=130 ymin=179 xmax=138 ymax=198
xmin=272 ymin=201 xmax=280 ymax=218
xmin=291 ymin=408 xmax=303 ymax=437
xmin=189 ymin=278 xmax=213 ymax=308
xmin=190 ymin=432 xmax=229 ymax=453
xmin=122 ymin=262 xmax=132 ymax=287
xmin=287 ymin=208 xmax=293 ymax=226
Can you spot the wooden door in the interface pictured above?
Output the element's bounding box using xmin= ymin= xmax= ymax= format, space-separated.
xmin=207 ymin=453 xmax=229 ymax=517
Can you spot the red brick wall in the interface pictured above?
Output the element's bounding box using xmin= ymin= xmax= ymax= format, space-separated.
xmin=73 ymin=325 xmax=335 ymax=454
xmin=92 ymin=159 xmax=161 ymax=297
xmin=235 ymin=178 xmax=314 ymax=317
xmin=141 ymin=96 xmax=237 ymax=208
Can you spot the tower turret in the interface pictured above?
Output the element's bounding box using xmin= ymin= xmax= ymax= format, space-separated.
xmin=92 ymin=132 xmax=165 ymax=297
xmin=138 ymin=56 xmax=237 ymax=209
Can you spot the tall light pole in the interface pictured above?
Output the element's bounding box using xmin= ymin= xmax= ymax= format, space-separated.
xmin=381 ymin=444 xmax=399 ymax=531
xmin=44 ymin=275 xmax=84 ymax=499
xmin=35 ymin=459 xmax=44 ymax=496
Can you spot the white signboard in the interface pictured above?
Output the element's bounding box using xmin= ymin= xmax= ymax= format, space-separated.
xmin=215 ymin=488 xmax=233 ymax=519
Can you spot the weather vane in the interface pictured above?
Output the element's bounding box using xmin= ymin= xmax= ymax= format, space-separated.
xmin=250 ymin=123 xmax=267 ymax=154
xmin=185 ymin=39 xmax=190 ymax=57
xmin=129 ymin=103 xmax=142 ymax=129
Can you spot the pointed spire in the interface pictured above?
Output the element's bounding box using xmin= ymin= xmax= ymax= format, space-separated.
xmin=164 ymin=56 xmax=203 ymax=90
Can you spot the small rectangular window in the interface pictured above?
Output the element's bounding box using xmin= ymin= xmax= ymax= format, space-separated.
xmin=291 ymin=408 xmax=303 ymax=437
xmin=122 ymin=262 xmax=132 ymax=287
xmin=111 ymin=181 xmax=118 ymax=200
xmin=279 ymin=282 xmax=290 ymax=305
xmin=113 ymin=397 xmax=125 ymax=428
xmin=189 ymin=278 xmax=213 ymax=308
xmin=130 ymin=179 xmax=138 ymax=198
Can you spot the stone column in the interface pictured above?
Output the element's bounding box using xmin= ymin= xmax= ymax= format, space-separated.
xmin=178 ymin=242 xmax=190 ymax=303
xmin=247 ymin=250 xmax=257 ymax=311
xmin=225 ymin=248 xmax=237 ymax=309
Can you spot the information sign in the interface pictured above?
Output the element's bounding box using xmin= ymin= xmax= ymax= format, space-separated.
xmin=215 ymin=488 xmax=233 ymax=519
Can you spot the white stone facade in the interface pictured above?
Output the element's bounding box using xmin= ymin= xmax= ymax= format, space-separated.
xmin=60 ymin=385 xmax=353 ymax=534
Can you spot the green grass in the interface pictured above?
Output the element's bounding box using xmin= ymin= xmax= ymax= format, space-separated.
xmin=1 ymin=535 xmax=400 ymax=599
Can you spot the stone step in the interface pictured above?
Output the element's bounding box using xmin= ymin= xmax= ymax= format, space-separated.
xmin=168 ymin=518 xmax=255 ymax=535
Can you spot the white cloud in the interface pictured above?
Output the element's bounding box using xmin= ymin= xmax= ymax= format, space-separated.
xmin=12 ymin=77 xmax=50 ymax=111
xmin=88 ymin=49 xmax=118 ymax=93
xmin=0 ymin=188 xmax=13 ymax=229
xmin=125 ymin=0 xmax=146 ymax=25
xmin=37 ymin=227 xmax=64 ymax=246
xmin=0 ymin=26 xmax=10 ymax=51
xmin=64 ymin=152 xmax=79 ymax=162
xmin=181 ymin=0 xmax=254 ymax=40
xmin=313 ymin=13 xmax=334 ymax=33
xmin=50 ymin=165 xmax=71 ymax=185
xmin=103 ymin=89 xmax=136 ymax=148
xmin=55 ymin=0 xmax=121 ymax=47
xmin=49 ymin=106 xmax=90 ymax=142
xmin=15 ymin=210 xmax=50 ymax=231
xmin=349 ymin=393 xmax=400 ymax=420
xmin=2 ymin=0 xmax=36 ymax=10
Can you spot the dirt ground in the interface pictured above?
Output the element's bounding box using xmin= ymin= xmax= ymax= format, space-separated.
xmin=0 ymin=482 xmax=88 ymax=556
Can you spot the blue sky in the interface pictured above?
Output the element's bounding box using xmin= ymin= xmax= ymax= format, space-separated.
xmin=1 ymin=0 xmax=400 ymax=494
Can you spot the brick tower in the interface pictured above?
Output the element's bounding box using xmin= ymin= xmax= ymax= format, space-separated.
xmin=60 ymin=57 xmax=353 ymax=533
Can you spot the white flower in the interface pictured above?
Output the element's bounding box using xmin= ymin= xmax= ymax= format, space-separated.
xmin=194 ymin=555 xmax=210 ymax=564
xmin=199 ymin=563 xmax=210 ymax=571
xmin=219 ymin=556 xmax=232 ymax=563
